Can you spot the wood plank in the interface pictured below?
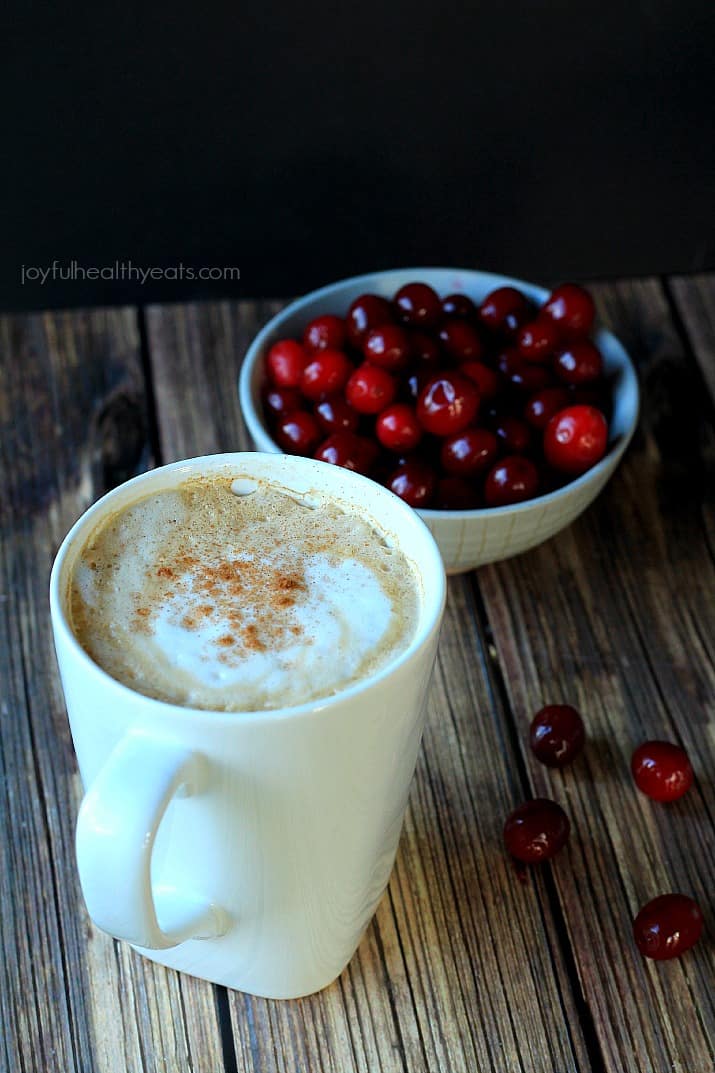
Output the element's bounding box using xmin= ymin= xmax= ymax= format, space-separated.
xmin=478 ymin=278 xmax=715 ymax=1073
xmin=0 ymin=308 xmax=226 ymax=1073
xmin=670 ymin=273 xmax=715 ymax=404
xmin=145 ymin=300 xmax=595 ymax=1073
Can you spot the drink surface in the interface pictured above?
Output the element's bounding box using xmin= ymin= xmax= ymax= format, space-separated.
xmin=68 ymin=476 xmax=420 ymax=711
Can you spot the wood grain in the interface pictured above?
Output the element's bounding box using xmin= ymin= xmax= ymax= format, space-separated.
xmin=0 ymin=308 xmax=226 ymax=1073
xmin=145 ymin=300 xmax=594 ymax=1073
xmin=478 ymin=278 xmax=715 ymax=1073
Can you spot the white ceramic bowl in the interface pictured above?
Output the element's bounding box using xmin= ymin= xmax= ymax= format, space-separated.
xmin=239 ymin=268 xmax=639 ymax=574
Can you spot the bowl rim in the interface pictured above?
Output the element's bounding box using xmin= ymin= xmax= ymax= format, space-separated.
xmin=238 ymin=266 xmax=640 ymax=520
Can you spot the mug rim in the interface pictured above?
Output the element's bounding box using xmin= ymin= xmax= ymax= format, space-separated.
xmin=50 ymin=451 xmax=447 ymax=724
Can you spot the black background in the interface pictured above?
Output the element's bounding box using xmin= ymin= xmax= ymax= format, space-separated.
xmin=3 ymin=0 xmax=715 ymax=311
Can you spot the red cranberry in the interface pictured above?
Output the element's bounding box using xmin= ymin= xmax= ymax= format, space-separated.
xmin=524 ymin=386 xmax=570 ymax=430
xmin=631 ymin=741 xmax=694 ymax=802
xmin=405 ymin=368 xmax=433 ymax=402
xmin=442 ymin=293 xmax=477 ymax=319
xmin=416 ymin=373 xmax=480 ymax=436
xmin=434 ymin=476 xmax=480 ymax=510
xmin=263 ymin=386 xmax=303 ymax=419
xmin=484 ymin=456 xmax=539 ymax=506
xmin=345 ymin=363 xmax=398 ymax=414
xmin=303 ymin=314 xmax=346 ymax=351
xmin=275 ymin=411 xmax=322 ymax=455
xmin=530 ymin=705 xmax=585 ymax=767
xmin=346 ymin=293 xmax=393 ymax=346
xmin=266 ymin=339 xmax=308 ymax=388
xmin=314 ymin=431 xmax=375 ymax=474
xmin=543 ymin=283 xmax=596 ymax=340
xmin=363 ymin=324 xmax=412 ymax=371
xmin=517 ymin=318 xmax=560 ymax=363
xmin=503 ymin=799 xmax=570 ymax=863
xmin=633 ymin=894 xmax=703 ymax=960
xmin=440 ymin=428 xmax=498 ymax=477
xmin=497 ymin=350 xmax=551 ymax=393
xmin=387 ymin=459 xmax=437 ymax=507
xmin=314 ymin=394 xmax=359 ymax=434
xmin=376 ymin=403 xmax=423 ymax=451
xmin=461 ymin=361 xmax=499 ymax=400
xmin=438 ymin=319 xmax=484 ymax=363
xmin=544 ymin=405 xmax=608 ymax=474
xmin=300 ymin=349 xmax=352 ymax=400
xmin=554 ymin=341 xmax=604 ymax=385
xmin=394 ymin=282 xmax=442 ymax=329
xmin=408 ymin=330 xmax=443 ymax=366
xmin=493 ymin=415 xmax=532 ymax=453
xmin=478 ymin=286 xmax=532 ymax=337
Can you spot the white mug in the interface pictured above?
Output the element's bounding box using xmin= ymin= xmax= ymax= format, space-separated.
xmin=50 ymin=453 xmax=446 ymax=999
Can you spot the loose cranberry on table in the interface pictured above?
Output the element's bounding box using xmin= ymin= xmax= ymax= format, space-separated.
xmin=484 ymin=456 xmax=539 ymax=506
xmin=303 ymin=313 xmax=346 ymax=352
xmin=346 ymin=293 xmax=393 ymax=346
xmin=517 ymin=318 xmax=560 ymax=363
xmin=544 ymin=405 xmax=608 ymax=474
xmin=275 ymin=411 xmax=322 ymax=455
xmin=438 ymin=319 xmax=484 ymax=362
xmin=530 ymin=705 xmax=585 ymax=767
xmin=523 ymin=386 xmax=570 ymax=430
xmin=363 ymin=324 xmax=412 ymax=371
xmin=300 ymin=349 xmax=353 ymax=400
xmin=633 ymin=894 xmax=703 ymax=960
xmin=543 ymin=282 xmax=596 ymax=340
xmin=554 ymin=340 xmax=604 ymax=385
xmin=503 ymin=799 xmax=571 ymax=863
xmin=375 ymin=403 xmax=423 ymax=451
xmin=416 ymin=373 xmax=480 ymax=436
xmin=440 ymin=428 xmax=498 ymax=477
xmin=266 ymin=339 xmax=308 ymax=388
xmin=394 ymin=281 xmax=442 ymax=329
xmin=314 ymin=394 xmax=360 ymax=434
xmin=478 ymin=286 xmax=532 ymax=337
xmin=345 ymin=363 xmax=398 ymax=414
xmin=387 ymin=459 xmax=437 ymax=507
xmin=631 ymin=740 xmax=694 ymax=802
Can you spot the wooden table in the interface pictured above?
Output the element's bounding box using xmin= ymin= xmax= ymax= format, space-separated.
xmin=2 ymin=275 xmax=714 ymax=1073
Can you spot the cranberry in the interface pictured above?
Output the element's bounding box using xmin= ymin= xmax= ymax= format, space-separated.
xmin=300 ymin=349 xmax=352 ymax=400
xmin=394 ymin=282 xmax=442 ymax=329
xmin=314 ymin=431 xmax=375 ymax=474
xmin=544 ymin=405 xmax=608 ymax=474
xmin=438 ymin=319 xmax=484 ymax=362
xmin=275 ymin=411 xmax=322 ymax=455
xmin=530 ymin=705 xmax=585 ymax=767
xmin=263 ymin=386 xmax=303 ymax=419
xmin=314 ymin=394 xmax=359 ymax=434
xmin=497 ymin=350 xmax=551 ymax=393
xmin=387 ymin=459 xmax=437 ymax=507
xmin=461 ymin=361 xmax=499 ymax=400
xmin=484 ymin=456 xmax=539 ymax=507
xmin=517 ymin=318 xmax=560 ymax=363
xmin=266 ymin=339 xmax=308 ymax=388
xmin=633 ymin=894 xmax=703 ymax=960
xmin=503 ymin=799 xmax=570 ymax=863
xmin=442 ymin=293 xmax=477 ymax=319
xmin=493 ymin=415 xmax=531 ymax=453
xmin=554 ymin=341 xmax=604 ymax=385
xmin=346 ymin=293 xmax=393 ymax=347
xmin=478 ymin=286 xmax=531 ymax=337
xmin=345 ymin=363 xmax=398 ymax=414
xmin=524 ymin=386 xmax=570 ymax=430
xmin=363 ymin=324 xmax=412 ymax=371
xmin=416 ymin=373 xmax=480 ymax=437
xmin=434 ymin=476 xmax=479 ymax=510
xmin=376 ymin=403 xmax=423 ymax=451
xmin=405 ymin=368 xmax=433 ymax=402
xmin=303 ymin=314 xmax=346 ymax=352
xmin=408 ymin=330 xmax=442 ymax=366
xmin=543 ymin=283 xmax=596 ymax=340
xmin=440 ymin=428 xmax=498 ymax=477
xmin=631 ymin=741 xmax=694 ymax=802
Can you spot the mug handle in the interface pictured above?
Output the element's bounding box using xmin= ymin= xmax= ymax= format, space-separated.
xmin=75 ymin=731 xmax=227 ymax=949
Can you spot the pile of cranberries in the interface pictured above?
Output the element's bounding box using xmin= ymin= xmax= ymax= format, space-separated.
xmin=262 ymin=281 xmax=612 ymax=509
xmin=503 ymin=707 xmax=704 ymax=962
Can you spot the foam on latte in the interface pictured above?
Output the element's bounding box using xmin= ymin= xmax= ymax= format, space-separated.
xmin=68 ymin=476 xmax=420 ymax=710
